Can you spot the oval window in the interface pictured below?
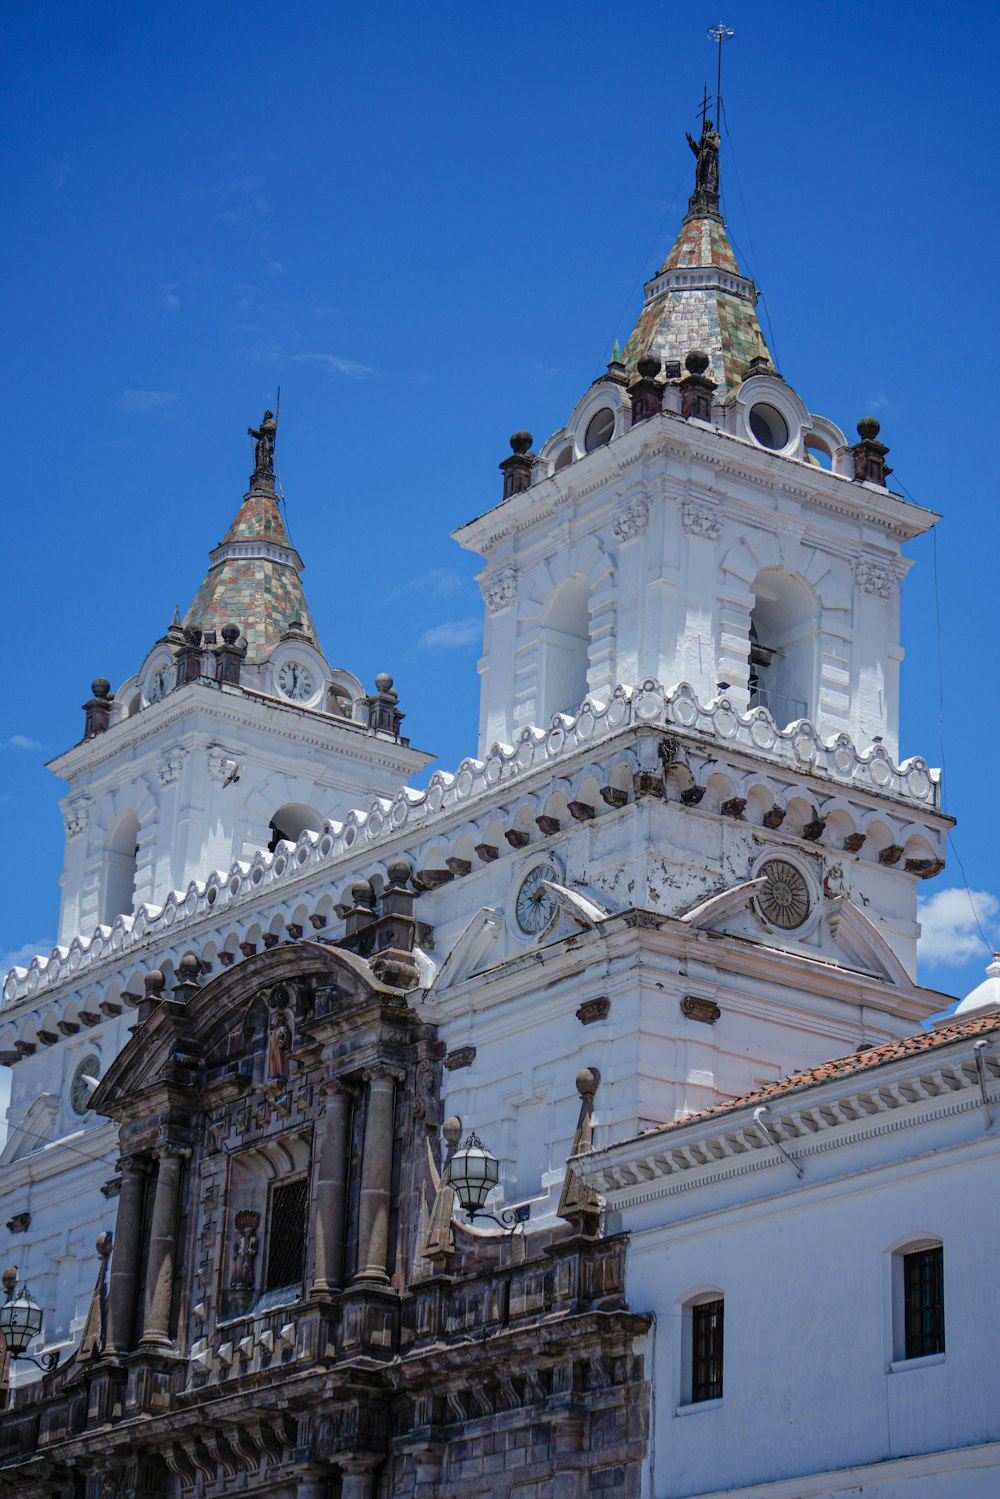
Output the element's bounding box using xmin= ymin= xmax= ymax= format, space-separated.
xmin=584 ymin=408 xmax=615 ymax=453
xmin=748 ymin=403 xmax=789 ymax=451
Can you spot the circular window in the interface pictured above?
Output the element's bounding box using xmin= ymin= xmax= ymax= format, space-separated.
xmin=584 ymin=408 xmax=615 ymax=453
xmin=70 ymin=1054 xmax=101 ymax=1115
xmin=756 ymin=859 xmax=810 ymax=930
xmin=748 ymin=403 xmax=790 ymax=451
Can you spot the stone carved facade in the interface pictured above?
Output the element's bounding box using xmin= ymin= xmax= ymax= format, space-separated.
xmin=480 ymin=566 xmax=518 ymax=615
xmin=0 ymin=877 xmax=649 ymax=1498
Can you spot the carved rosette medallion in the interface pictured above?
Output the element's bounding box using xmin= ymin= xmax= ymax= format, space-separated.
xmin=756 ymin=859 xmax=810 ymax=930
xmin=481 ymin=566 xmax=518 ymax=615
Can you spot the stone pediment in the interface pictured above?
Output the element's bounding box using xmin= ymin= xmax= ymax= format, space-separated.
xmin=91 ymin=941 xmax=406 ymax=1119
xmin=681 ymin=879 xmax=910 ymax=984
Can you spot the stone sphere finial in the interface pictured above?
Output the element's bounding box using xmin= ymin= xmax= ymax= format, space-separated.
xmin=177 ymin=952 xmax=201 ymax=983
xmin=183 ymin=626 xmax=202 ymax=647
xmin=443 ymin=1116 xmax=463 ymax=1146
xmin=509 ymin=431 xmax=533 ymax=455
xmin=221 ymin=623 xmax=240 ymax=644
xmin=91 ymin=677 xmax=112 ymax=699
xmin=386 ymin=858 xmax=411 ymax=887
xmin=2 ymin=1267 xmax=17 ymax=1295
xmin=685 ymin=349 xmax=710 ymax=376
xmin=857 ymin=416 xmax=881 ymax=440
xmin=144 ymin=969 xmax=166 ymax=996
xmin=96 ymin=1231 xmax=113 ymax=1259
xmin=374 ymin=672 xmax=394 ymax=693
xmin=637 ymin=354 xmax=661 ymax=380
xmin=576 ymin=1065 xmax=601 ymax=1098
xmin=351 ymin=879 xmax=375 ymax=908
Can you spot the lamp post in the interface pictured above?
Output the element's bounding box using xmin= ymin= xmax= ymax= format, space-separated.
xmin=445 ymin=1133 xmax=529 ymax=1232
xmin=0 ymin=1269 xmax=59 ymax=1374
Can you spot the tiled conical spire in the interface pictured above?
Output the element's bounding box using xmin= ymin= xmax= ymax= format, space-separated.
xmin=183 ymin=410 xmax=321 ymax=661
xmin=622 ymin=121 xmax=772 ymax=399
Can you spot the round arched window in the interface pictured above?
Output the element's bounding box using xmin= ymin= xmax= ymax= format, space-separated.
xmin=584 ymin=408 xmax=615 ymax=453
xmin=748 ymin=403 xmax=790 ymax=451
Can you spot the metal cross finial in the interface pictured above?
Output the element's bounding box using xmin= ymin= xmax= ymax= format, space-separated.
xmin=707 ymin=21 xmax=734 ymax=123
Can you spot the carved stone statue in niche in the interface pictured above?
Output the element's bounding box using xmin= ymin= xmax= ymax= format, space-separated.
xmin=231 ymin=1209 xmax=260 ymax=1291
xmin=267 ymin=1009 xmax=292 ymax=1080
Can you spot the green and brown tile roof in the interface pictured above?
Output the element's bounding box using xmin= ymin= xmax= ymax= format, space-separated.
xmin=622 ymin=210 xmax=772 ymax=399
xmin=183 ymin=482 xmax=321 ymax=662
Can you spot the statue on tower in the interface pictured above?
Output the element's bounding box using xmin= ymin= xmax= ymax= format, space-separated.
xmin=248 ymin=409 xmax=277 ymax=480
xmin=686 ymin=120 xmax=721 ymax=203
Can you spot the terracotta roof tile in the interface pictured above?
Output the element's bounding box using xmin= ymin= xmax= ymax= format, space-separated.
xmin=652 ymin=1013 xmax=1000 ymax=1136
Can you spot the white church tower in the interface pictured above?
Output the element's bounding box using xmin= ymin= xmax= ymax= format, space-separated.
xmin=51 ymin=410 xmax=431 ymax=946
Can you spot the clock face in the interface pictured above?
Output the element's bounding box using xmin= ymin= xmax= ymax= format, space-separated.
xmin=515 ymin=862 xmax=560 ymax=936
xmin=756 ymin=859 xmax=810 ymax=930
xmin=70 ymin=1054 xmax=101 ymax=1116
xmin=146 ymin=664 xmax=173 ymax=704
xmin=278 ymin=660 xmax=317 ymax=703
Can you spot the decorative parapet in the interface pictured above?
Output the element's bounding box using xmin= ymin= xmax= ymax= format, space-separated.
xmin=611 ymin=498 xmax=649 ymax=543
xmin=480 ymin=566 xmax=518 ymax=615
xmin=3 ymin=678 xmax=941 ymax=1007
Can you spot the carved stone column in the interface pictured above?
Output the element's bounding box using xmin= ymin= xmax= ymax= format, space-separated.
xmin=105 ymin=1155 xmax=150 ymax=1355
xmin=354 ymin=1065 xmax=401 ymax=1283
xmin=311 ymin=1079 xmax=353 ymax=1294
xmin=139 ymin=1143 xmax=190 ymax=1348
xmin=340 ymin=1461 xmax=378 ymax=1499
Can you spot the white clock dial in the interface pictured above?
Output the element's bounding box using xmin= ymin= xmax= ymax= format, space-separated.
xmin=278 ymin=660 xmax=316 ymax=702
xmin=515 ymin=862 xmax=560 ymax=936
xmin=146 ymin=664 xmax=173 ymax=704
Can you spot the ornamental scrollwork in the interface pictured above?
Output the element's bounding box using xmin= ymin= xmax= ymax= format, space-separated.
xmin=63 ymin=794 xmax=93 ymax=837
xmin=612 ymin=498 xmax=649 ymax=542
xmin=854 ymin=558 xmax=895 ymax=599
xmin=681 ymin=499 xmax=723 ymax=539
xmin=480 ymin=566 xmax=518 ymax=615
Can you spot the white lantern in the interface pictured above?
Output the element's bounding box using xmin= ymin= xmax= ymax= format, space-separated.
xmin=446 ymin=1132 xmax=500 ymax=1215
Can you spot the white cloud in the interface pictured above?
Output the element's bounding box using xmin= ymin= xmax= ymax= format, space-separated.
xmin=293 ymin=352 xmax=375 ymax=379
xmin=418 ymin=617 xmax=481 ymax=650
xmin=397 ymin=568 xmax=465 ymax=598
xmin=4 ymin=734 xmax=41 ymax=751
xmin=114 ymin=389 xmax=180 ymax=414
xmin=266 ymin=260 xmax=286 ymax=277
xmin=917 ymin=887 xmax=998 ymax=966
xmin=0 ymin=939 xmax=55 ymax=975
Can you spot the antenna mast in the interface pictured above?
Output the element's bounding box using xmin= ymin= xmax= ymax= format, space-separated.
xmin=707 ymin=21 xmax=734 ymax=123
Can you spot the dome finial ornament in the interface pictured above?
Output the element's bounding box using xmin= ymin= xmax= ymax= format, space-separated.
xmin=248 ymin=406 xmax=277 ymax=485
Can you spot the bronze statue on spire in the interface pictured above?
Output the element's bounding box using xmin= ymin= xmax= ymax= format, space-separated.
xmin=248 ymin=409 xmax=277 ymax=480
xmin=686 ymin=120 xmax=721 ymax=198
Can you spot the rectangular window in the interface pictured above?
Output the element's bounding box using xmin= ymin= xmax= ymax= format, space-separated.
xmin=903 ymin=1246 xmax=944 ymax=1359
xmin=692 ymin=1298 xmax=725 ymax=1402
xmin=265 ymin=1178 xmax=308 ymax=1292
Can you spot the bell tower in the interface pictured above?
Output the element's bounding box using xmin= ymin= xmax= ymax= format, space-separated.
xmin=458 ymin=124 xmax=925 ymax=767
xmin=51 ymin=412 xmax=432 ymax=947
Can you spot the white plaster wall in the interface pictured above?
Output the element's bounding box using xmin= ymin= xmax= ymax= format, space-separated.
xmin=619 ymin=1110 xmax=1000 ymax=1497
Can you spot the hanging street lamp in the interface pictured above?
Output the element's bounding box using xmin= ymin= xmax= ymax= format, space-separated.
xmin=0 ymin=1270 xmax=59 ymax=1373
xmin=446 ymin=1133 xmax=530 ymax=1232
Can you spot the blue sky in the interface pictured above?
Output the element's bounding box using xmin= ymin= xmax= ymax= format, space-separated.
xmin=3 ymin=0 xmax=998 ymax=1006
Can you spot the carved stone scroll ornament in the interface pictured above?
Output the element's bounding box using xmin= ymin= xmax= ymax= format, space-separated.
xmin=481 ymin=565 xmax=518 ymax=615
xmin=157 ymin=748 xmax=187 ymax=786
xmin=230 ymin=1209 xmax=260 ymax=1291
xmin=681 ymin=499 xmax=723 ymax=540
xmin=855 ymin=558 xmax=896 ymax=599
xmin=63 ymin=795 xmax=92 ymax=837
xmin=612 ymin=497 xmax=649 ymax=543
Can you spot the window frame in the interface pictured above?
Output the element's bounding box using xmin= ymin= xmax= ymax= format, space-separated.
xmin=889 ymin=1236 xmax=945 ymax=1366
xmin=679 ymin=1289 xmax=725 ymax=1409
xmin=264 ymin=1174 xmax=309 ymax=1294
